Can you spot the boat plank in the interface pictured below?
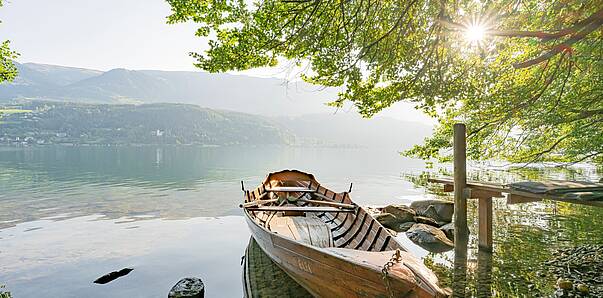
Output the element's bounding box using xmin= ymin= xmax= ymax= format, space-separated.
xmin=364 ymin=226 xmax=384 ymax=251
xmin=265 ymin=186 xmax=316 ymax=193
xmin=332 ymin=212 xmax=360 ymax=240
xmin=352 ymin=219 xmax=376 ymax=249
xmin=337 ymin=212 xmax=369 ymax=247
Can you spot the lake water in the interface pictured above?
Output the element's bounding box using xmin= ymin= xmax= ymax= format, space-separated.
xmin=0 ymin=146 xmax=601 ymax=297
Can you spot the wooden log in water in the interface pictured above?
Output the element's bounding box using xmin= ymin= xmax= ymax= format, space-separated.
xmin=93 ymin=268 xmax=133 ymax=284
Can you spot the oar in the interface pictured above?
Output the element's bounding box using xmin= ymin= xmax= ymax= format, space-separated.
xmin=240 ymin=199 xmax=279 ymax=208
xmin=298 ymin=198 xmax=356 ymax=209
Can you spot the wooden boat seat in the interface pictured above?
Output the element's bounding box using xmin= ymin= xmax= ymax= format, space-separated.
xmin=265 ymin=186 xmax=316 ymax=193
xmin=269 ymin=216 xmax=334 ymax=247
xmin=247 ymin=206 xmax=355 ymax=213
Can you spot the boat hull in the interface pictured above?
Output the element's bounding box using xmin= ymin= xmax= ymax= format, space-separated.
xmin=244 ymin=211 xmax=419 ymax=298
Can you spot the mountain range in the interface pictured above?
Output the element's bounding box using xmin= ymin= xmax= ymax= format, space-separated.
xmin=1 ymin=62 xmax=338 ymax=116
xmin=1 ymin=62 xmax=433 ymax=149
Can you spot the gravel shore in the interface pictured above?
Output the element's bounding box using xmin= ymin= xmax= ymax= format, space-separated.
xmin=545 ymin=245 xmax=603 ymax=297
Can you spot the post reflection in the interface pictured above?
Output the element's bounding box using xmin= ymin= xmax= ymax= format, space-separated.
xmin=452 ymin=231 xmax=494 ymax=297
xmin=453 ymin=223 xmax=469 ymax=297
xmin=477 ymin=249 xmax=493 ymax=298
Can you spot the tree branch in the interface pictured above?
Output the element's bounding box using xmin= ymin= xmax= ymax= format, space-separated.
xmin=489 ymin=7 xmax=603 ymax=40
xmin=513 ymin=13 xmax=603 ymax=68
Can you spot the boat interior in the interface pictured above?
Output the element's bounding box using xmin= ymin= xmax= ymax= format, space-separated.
xmin=242 ymin=170 xmax=403 ymax=252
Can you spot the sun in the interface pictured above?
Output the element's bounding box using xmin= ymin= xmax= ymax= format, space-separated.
xmin=465 ymin=23 xmax=486 ymax=43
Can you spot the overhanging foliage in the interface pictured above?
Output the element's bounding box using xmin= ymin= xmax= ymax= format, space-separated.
xmin=167 ymin=0 xmax=603 ymax=164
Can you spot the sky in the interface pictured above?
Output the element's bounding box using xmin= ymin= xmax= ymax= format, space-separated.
xmin=0 ymin=0 xmax=433 ymax=124
xmin=0 ymin=0 xmax=202 ymax=71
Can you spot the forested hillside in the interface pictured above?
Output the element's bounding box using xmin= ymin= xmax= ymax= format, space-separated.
xmin=0 ymin=101 xmax=293 ymax=146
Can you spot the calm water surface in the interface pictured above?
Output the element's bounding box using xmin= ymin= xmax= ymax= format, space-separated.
xmin=0 ymin=146 xmax=601 ymax=297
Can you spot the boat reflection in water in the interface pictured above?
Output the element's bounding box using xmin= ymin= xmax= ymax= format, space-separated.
xmin=243 ymin=237 xmax=311 ymax=298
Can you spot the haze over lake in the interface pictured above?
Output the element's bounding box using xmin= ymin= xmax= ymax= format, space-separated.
xmin=0 ymin=145 xmax=431 ymax=297
xmin=1 ymin=145 xmax=602 ymax=297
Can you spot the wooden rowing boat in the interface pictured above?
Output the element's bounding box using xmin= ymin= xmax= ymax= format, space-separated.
xmin=241 ymin=170 xmax=449 ymax=297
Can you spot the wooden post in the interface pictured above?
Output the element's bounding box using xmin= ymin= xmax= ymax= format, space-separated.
xmin=453 ymin=123 xmax=468 ymax=236
xmin=453 ymin=123 xmax=468 ymax=297
xmin=478 ymin=197 xmax=493 ymax=252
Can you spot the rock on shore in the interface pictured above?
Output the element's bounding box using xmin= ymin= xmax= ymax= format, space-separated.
xmin=405 ymin=223 xmax=454 ymax=253
xmin=374 ymin=213 xmax=402 ymax=231
xmin=382 ymin=205 xmax=416 ymax=223
xmin=439 ymin=222 xmax=454 ymax=241
xmin=410 ymin=199 xmax=454 ymax=222
xmin=374 ymin=200 xmax=457 ymax=243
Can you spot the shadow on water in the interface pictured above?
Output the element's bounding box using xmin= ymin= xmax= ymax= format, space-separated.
xmin=242 ymin=237 xmax=311 ymax=298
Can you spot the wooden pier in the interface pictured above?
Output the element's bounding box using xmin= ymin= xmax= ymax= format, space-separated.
xmin=429 ymin=123 xmax=603 ymax=253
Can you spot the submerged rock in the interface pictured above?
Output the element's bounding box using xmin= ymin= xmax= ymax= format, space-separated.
xmin=406 ymin=223 xmax=454 ymax=253
xmin=386 ymin=228 xmax=398 ymax=235
xmin=365 ymin=206 xmax=381 ymax=216
xmin=93 ymin=268 xmax=133 ymax=284
xmin=410 ymin=200 xmax=454 ymax=222
xmin=546 ymin=244 xmax=603 ymax=297
xmin=383 ymin=205 xmax=416 ymax=223
xmin=576 ymin=284 xmax=589 ymax=294
xmin=557 ymin=278 xmax=573 ymax=290
xmin=169 ymin=277 xmax=205 ymax=298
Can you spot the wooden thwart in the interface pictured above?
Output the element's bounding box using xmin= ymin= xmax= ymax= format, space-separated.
xmin=265 ymin=186 xmax=316 ymax=193
xmin=246 ymin=206 xmax=355 ymax=213
xmin=312 ymin=192 xmax=336 ymax=201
